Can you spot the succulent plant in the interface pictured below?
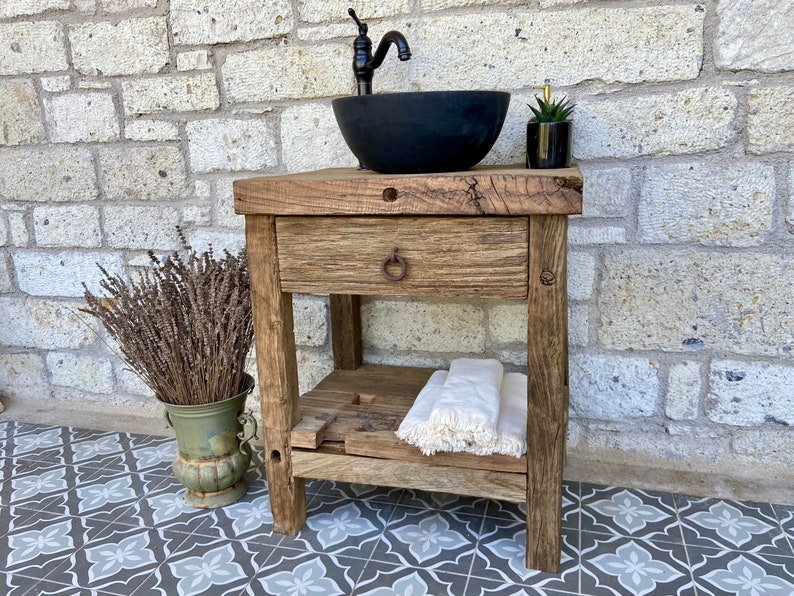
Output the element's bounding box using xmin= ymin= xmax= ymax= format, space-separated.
xmin=528 ymin=94 xmax=575 ymax=123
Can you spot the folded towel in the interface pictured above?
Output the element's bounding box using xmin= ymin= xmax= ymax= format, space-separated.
xmin=493 ymin=372 xmax=528 ymax=457
xmin=428 ymin=358 xmax=503 ymax=455
xmin=395 ymin=370 xmax=448 ymax=455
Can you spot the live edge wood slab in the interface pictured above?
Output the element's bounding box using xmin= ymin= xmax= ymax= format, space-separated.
xmin=234 ymin=164 xmax=583 ymax=573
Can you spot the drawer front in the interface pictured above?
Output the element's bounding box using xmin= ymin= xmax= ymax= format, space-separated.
xmin=275 ymin=216 xmax=528 ymax=298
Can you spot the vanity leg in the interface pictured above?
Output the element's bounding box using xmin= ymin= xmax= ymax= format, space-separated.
xmin=526 ymin=214 xmax=569 ymax=573
xmin=330 ymin=294 xmax=362 ymax=370
xmin=246 ymin=215 xmax=306 ymax=534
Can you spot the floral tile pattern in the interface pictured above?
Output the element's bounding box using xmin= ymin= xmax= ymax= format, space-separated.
xmin=1 ymin=421 xmax=793 ymax=596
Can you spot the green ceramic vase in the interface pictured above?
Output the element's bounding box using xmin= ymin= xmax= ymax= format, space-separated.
xmin=161 ymin=374 xmax=257 ymax=508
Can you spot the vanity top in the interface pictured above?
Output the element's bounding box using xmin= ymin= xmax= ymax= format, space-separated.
xmin=233 ymin=164 xmax=583 ymax=217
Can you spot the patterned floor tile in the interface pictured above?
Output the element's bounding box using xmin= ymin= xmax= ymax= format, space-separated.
xmin=42 ymin=467 xmax=169 ymax=522
xmin=132 ymin=532 xmax=273 ymax=596
xmin=485 ymin=481 xmax=579 ymax=529
xmin=580 ymin=532 xmax=695 ymax=595
xmin=465 ymin=576 xmax=578 ymax=596
xmin=279 ymin=493 xmax=396 ymax=559
xmin=399 ymin=487 xmax=490 ymax=517
xmin=317 ymin=480 xmax=405 ymax=505
xmin=21 ymin=581 xmax=119 ymax=595
xmin=1 ymin=511 xmax=109 ymax=581
xmin=1 ymin=459 xmax=97 ymax=511
xmin=191 ymin=483 xmax=284 ymax=547
xmin=676 ymin=495 xmax=789 ymax=556
xmin=246 ymin=549 xmax=368 ymax=595
xmin=581 ymin=483 xmax=682 ymax=543
xmin=0 ymin=570 xmax=41 ymax=596
xmin=352 ymin=561 xmax=469 ymax=595
xmin=370 ymin=506 xmax=481 ymax=574
xmin=119 ymin=475 xmax=214 ymax=536
xmin=689 ymin=546 xmax=794 ymax=596
xmin=0 ymin=505 xmax=39 ymax=539
xmin=43 ymin=522 xmax=192 ymax=594
xmin=772 ymin=504 xmax=794 ymax=555
xmin=469 ymin=520 xmax=579 ymax=592
xmin=107 ymin=433 xmax=176 ymax=476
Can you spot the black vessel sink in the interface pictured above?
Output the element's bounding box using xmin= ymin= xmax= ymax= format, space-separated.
xmin=332 ymin=90 xmax=511 ymax=174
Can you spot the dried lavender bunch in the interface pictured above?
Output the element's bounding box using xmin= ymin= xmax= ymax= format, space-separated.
xmin=82 ymin=228 xmax=254 ymax=406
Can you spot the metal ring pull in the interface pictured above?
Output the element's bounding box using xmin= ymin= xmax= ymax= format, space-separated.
xmin=381 ymin=247 xmax=407 ymax=281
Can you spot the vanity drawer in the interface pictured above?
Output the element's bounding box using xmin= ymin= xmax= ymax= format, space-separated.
xmin=275 ymin=216 xmax=528 ymax=298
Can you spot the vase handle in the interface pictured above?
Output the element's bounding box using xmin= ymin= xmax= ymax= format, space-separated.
xmin=163 ymin=408 xmax=173 ymax=429
xmin=237 ymin=410 xmax=258 ymax=445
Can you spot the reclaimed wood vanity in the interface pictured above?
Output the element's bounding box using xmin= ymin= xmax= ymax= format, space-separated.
xmin=233 ymin=164 xmax=583 ymax=572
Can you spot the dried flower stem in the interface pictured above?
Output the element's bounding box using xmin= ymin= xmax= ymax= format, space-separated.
xmin=82 ymin=228 xmax=254 ymax=406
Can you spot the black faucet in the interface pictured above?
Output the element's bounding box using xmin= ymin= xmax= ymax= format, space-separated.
xmin=348 ymin=8 xmax=411 ymax=95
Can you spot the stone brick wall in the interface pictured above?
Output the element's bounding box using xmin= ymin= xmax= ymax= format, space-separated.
xmin=1 ymin=0 xmax=792 ymax=492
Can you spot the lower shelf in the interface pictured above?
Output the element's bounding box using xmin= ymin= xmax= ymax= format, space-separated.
xmin=290 ymin=364 xmax=528 ymax=503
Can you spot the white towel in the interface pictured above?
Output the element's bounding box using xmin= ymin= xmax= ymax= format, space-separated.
xmin=428 ymin=358 xmax=503 ymax=455
xmin=395 ymin=370 xmax=448 ymax=455
xmin=493 ymin=372 xmax=528 ymax=457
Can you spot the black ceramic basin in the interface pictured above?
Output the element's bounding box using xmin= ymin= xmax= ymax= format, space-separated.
xmin=332 ymin=90 xmax=511 ymax=174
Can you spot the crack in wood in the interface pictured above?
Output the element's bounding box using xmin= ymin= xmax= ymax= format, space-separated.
xmin=464 ymin=177 xmax=485 ymax=214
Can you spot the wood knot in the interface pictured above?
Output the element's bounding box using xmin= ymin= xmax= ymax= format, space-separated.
xmin=382 ymin=187 xmax=398 ymax=202
xmin=540 ymin=270 xmax=555 ymax=286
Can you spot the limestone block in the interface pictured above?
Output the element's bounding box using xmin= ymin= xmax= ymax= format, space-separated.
xmin=103 ymin=206 xmax=180 ymax=250
xmin=0 ymin=147 xmax=97 ymax=203
xmin=70 ymin=17 xmax=169 ymax=76
xmin=0 ymin=216 xmax=7 ymax=247
xmin=569 ymin=353 xmax=660 ymax=420
xmin=0 ymin=0 xmax=69 ymax=18
xmin=707 ymin=361 xmax=794 ymax=426
xmin=376 ymin=6 xmax=702 ymax=93
xmin=186 ymin=118 xmax=278 ymax=173
xmin=638 ymin=162 xmax=775 ymax=246
xmin=182 ymin=203 xmax=212 ymax=226
xmin=281 ymin=102 xmax=357 ymax=173
xmin=422 ymin=0 xmax=515 ymax=8
xmin=114 ymin=364 xmax=154 ymax=397
xmin=7 ymin=212 xmax=29 ymax=246
xmin=569 ymin=304 xmax=589 ymax=348
xmin=124 ymin=120 xmax=180 ymax=142
xmin=665 ymin=361 xmax=701 ymax=421
xmin=0 ymin=297 xmax=95 ymax=348
xmin=478 ymin=90 xmax=529 ymax=167
xmin=489 ymin=302 xmax=527 ymax=345
xmin=579 ymin=165 xmax=632 ymax=218
xmin=715 ymin=0 xmax=794 ymax=72
xmin=222 ymin=45 xmax=351 ymax=103
xmin=0 ymin=353 xmax=49 ymax=400
xmin=97 ymin=146 xmax=188 ymax=200
xmin=296 ymin=347 xmax=334 ymax=395
xmin=45 ymin=92 xmax=119 ymax=143
xmin=599 ymin=250 xmax=794 ymax=357
xmin=171 ymin=0 xmax=292 ymax=45
xmin=187 ymin=228 xmax=246 ymax=256
xmin=0 ymin=257 xmax=13 ymax=293
xmin=33 ymin=205 xmax=101 ymax=248
xmin=297 ymin=24 xmax=356 ymax=42
xmin=176 ymin=50 xmax=211 ymax=72
xmin=123 ymin=73 xmax=219 ymax=115
xmin=568 ymin=252 xmax=595 ymax=301
xmin=732 ymin=429 xmax=794 ymax=476
xmin=215 ymin=178 xmax=245 ymax=229
xmin=575 ymin=88 xmax=737 ymax=159
xmin=40 ymin=75 xmax=71 ymax=92
xmin=299 ymin=0 xmax=412 ymax=23
xmin=13 ymin=250 xmax=125 ymax=297
xmin=293 ymin=294 xmax=328 ymax=347
xmin=0 ymin=21 xmax=68 ymax=75
xmin=568 ymin=225 xmax=626 ymax=245
xmin=362 ymin=298 xmax=486 ymax=353
xmin=747 ymin=86 xmax=794 ymax=154
xmin=0 ymin=79 xmax=45 ymax=146
xmin=102 ymin=0 xmax=157 ymax=11
xmin=46 ymin=352 xmax=114 ymax=394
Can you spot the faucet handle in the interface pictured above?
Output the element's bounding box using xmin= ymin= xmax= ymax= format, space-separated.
xmin=348 ymin=8 xmax=368 ymax=35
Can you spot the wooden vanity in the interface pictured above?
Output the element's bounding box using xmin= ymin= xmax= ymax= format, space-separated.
xmin=234 ymin=164 xmax=583 ymax=572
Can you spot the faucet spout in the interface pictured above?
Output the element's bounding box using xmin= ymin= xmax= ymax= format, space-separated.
xmin=347 ymin=8 xmax=411 ymax=95
xmin=367 ymin=31 xmax=411 ymax=70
